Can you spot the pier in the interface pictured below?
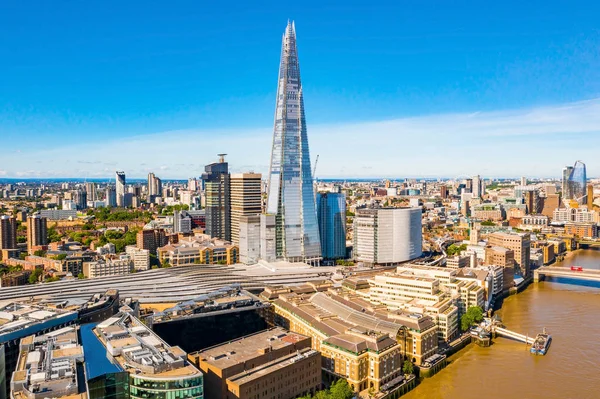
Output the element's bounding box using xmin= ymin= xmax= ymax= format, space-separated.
xmin=534 ymin=266 xmax=600 ymax=283
xmin=478 ymin=318 xmax=537 ymax=345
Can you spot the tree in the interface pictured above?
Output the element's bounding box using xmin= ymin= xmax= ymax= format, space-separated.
xmin=33 ymin=250 xmax=46 ymax=257
xmin=77 ymin=273 xmax=86 ymax=279
xmin=446 ymin=243 xmax=467 ymax=256
xmin=461 ymin=306 xmax=484 ymax=331
xmin=402 ymin=360 xmax=414 ymax=375
xmin=329 ymin=379 xmax=354 ymax=399
xmin=29 ymin=268 xmax=43 ymax=284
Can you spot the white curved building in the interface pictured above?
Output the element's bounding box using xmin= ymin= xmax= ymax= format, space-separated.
xmin=354 ymin=207 xmax=422 ymax=265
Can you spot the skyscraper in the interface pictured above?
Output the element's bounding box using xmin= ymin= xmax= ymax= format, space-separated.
xmin=562 ymin=165 xmax=574 ymax=199
xmin=266 ymin=21 xmax=321 ymax=264
xmin=85 ymin=182 xmax=97 ymax=201
xmin=230 ymin=173 xmax=262 ymax=245
xmin=115 ymin=171 xmax=126 ymax=207
xmin=568 ymin=160 xmax=587 ymax=206
xmin=317 ymin=192 xmax=346 ymax=260
xmin=202 ymin=155 xmax=231 ymax=241
xmin=148 ymin=172 xmax=162 ymax=199
xmin=472 ymin=175 xmax=481 ymax=198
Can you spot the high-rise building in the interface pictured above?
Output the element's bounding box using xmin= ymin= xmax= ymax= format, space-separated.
xmin=317 ymin=192 xmax=346 ymax=259
xmin=188 ymin=177 xmax=199 ymax=192
xmin=472 ymin=175 xmax=481 ymax=198
xmin=115 ymin=171 xmax=126 ymax=207
xmin=105 ymin=187 xmax=117 ymax=207
xmin=136 ymin=228 xmax=167 ymax=256
xmin=541 ymin=193 xmax=561 ymax=219
xmin=265 ymin=22 xmax=321 ymax=264
xmin=440 ymin=185 xmax=449 ymax=200
xmin=0 ymin=215 xmax=17 ymax=250
xmin=202 ymin=155 xmax=231 ymax=241
xmin=85 ymin=182 xmax=97 ymax=201
xmin=27 ymin=214 xmax=48 ymax=254
xmin=488 ymin=232 xmax=530 ymax=278
xmin=587 ymin=184 xmax=594 ymax=210
xmin=353 ymin=207 xmax=422 ymax=265
xmin=239 ymin=215 xmax=261 ymax=265
xmin=568 ymin=160 xmax=587 ymax=206
xmin=74 ymin=189 xmax=87 ymax=210
xmin=148 ymin=172 xmax=163 ymax=199
xmin=230 ymin=173 xmax=262 ymax=245
xmin=173 ymin=210 xmax=192 ymax=234
xmin=520 ymin=176 xmax=527 ymax=186
xmin=562 ymin=165 xmax=574 ymax=198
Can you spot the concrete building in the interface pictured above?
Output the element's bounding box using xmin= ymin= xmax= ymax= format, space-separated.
xmin=173 ymin=210 xmax=193 ymax=234
xmin=202 ymin=156 xmax=231 ymax=241
xmin=26 ymin=214 xmax=47 ymax=255
xmin=125 ymin=245 xmax=150 ymax=271
xmin=10 ymin=326 xmax=85 ymax=399
xmin=85 ymin=182 xmax=97 ymax=201
xmin=38 ymin=209 xmax=77 ymax=220
xmin=531 ymin=241 xmax=556 ymax=265
xmin=158 ymin=235 xmax=238 ymax=266
xmin=553 ymin=207 xmax=596 ymax=223
xmin=265 ymin=288 xmax=436 ymax=390
xmin=115 ymin=171 xmax=126 ymax=207
xmin=353 ymin=207 xmax=422 ymax=265
xmin=92 ymin=312 xmax=204 ymax=399
xmin=260 ymin=214 xmax=277 ymax=262
xmin=487 ymin=232 xmax=530 ymax=278
xmin=188 ymin=328 xmax=320 ymax=399
xmin=0 ymin=216 xmax=17 ymax=252
xmin=238 ymin=215 xmax=261 ymax=265
xmin=136 ymin=228 xmax=167 ymax=256
xmin=484 ymin=246 xmax=515 ymax=291
xmin=83 ymin=257 xmax=132 ymax=278
xmin=471 ymin=203 xmax=504 ymax=221
xmin=541 ymin=194 xmax=560 ymax=218
xmin=105 ymin=187 xmax=117 ymax=207
xmin=148 ymin=172 xmax=163 ymax=198
xmin=317 ymin=192 xmax=347 ymax=260
xmin=230 ymin=173 xmax=262 ymax=246
xmin=446 ymin=255 xmax=469 ymax=269
xmin=565 ymin=223 xmax=598 ymax=238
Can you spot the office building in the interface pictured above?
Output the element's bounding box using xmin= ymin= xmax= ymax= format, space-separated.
xmin=82 ymin=257 xmax=132 ymax=278
xmin=0 ymin=303 xmax=79 ymax=398
xmin=317 ymin=192 xmax=347 ymax=259
xmin=487 ymin=232 xmax=530 ymax=278
xmin=563 ymin=161 xmax=587 ymax=206
xmin=26 ymin=214 xmax=47 ymax=254
xmin=260 ymin=214 xmax=277 ymax=262
xmin=10 ymin=326 xmax=85 ymax=399
xmin=562 ymin=165 xmax=574 ymax=198
xmin=189 ymin=328 xmax=320 ymax=399
xmin=265 ymin=22 xmax=321 ymax=264
xmin=115 ymin=171 xmax=126 ymax=207
xmin=471 ymin=203 xmax=504 ymax=221
xmin=266 ymin=288 xmax=436 ymax=391
xmin=85 ymin=181 xmax=97 ymax=201
xmin=588 ymin=184 xmax=594 ymax=209
xmin=239 ymin=215 xmax=261 ymax=265
xmin=173 ymin=210 xmax=193 ymax=234
xmin=158 ymin=235 xmax=238 ymax=266
xmin=90 ymin=312 xmax=204 ymax=399
xmin=440 ymin=185 xmax=448 ymax=200
xmin=472 ymin=175 xmax=482 ymax=198
xmin=553 ymin=207 xmax=596 ymax=223
xmin=230 ymin=173 xmax=262 ymax=245
xmin=485 ymin=245 xmax=515 ymax=291
xmin=39 ymin=209 xmax=77 ymax=220
xmin=446 ymin=255 xmax=469 ymax=269
xmin=125 ymin=245 xmax=150 ymax=271
xmin=202 ymin=155 xmax=231 ymax=241
xmin=105 ymin=187 xmax=117 ymax=207
xmin=541 ymin=194 xmax=560 ymax=219
xmin=565 ymin=223 xmax=598 ymax=239
xmin=0 ymin=215 xmax=17 ymax=251
xmin=353 ymin=207 xmax=422 ymax=265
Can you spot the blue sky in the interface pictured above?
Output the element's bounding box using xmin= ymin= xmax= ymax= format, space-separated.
xmin=0 ymin=1 xmax=599 ymax=178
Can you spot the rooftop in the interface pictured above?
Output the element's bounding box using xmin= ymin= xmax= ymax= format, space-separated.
xmin=0 ymin=303 xmax=78 ymax=340
xmin=10 ymin=326 xmax=86 ymax=399
xmin=193 ymin=327 xmax=310 ymax=370
xmin=93 ymin=312 xmax=202 ymax=379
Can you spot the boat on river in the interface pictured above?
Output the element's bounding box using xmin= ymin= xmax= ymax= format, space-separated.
xmin=530 ymin=329 xmax=552 ymax=355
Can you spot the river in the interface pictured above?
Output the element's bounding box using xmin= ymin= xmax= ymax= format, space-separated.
xmin=404 ymin=248 xmax=600 ymax=399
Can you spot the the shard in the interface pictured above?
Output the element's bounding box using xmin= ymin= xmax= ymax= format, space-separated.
xmin=266 ymin=21 xmax=322 ymax=264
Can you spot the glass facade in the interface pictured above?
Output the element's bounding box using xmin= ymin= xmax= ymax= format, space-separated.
xmin=129 ymin=375 xmax=203 ymax=399
xmin=567 ymin=160 xmax=587 ymax=205
xmin=317 ymin=192 xmax=347 ymax=259
xmin=266 ymin=21 xmax=321 ymax=263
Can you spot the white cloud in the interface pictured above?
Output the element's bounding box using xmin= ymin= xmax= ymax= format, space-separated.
xmin=2 ymin=99 xmax=600 ymax=179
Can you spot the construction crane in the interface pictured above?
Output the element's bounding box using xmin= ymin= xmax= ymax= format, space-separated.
xmin=312 ymin=154 xmax=319 ymax=179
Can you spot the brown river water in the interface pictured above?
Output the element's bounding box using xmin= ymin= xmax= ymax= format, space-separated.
xmin=404 ymin=249 xmax=600 ymax=399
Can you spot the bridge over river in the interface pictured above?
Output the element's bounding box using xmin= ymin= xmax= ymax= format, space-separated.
xmin=534 ymin=266 xmax=600 ymax=283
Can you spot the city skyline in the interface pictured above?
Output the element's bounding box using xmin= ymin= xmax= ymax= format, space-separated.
xmin=1 ymin=2 xmax=599 ymax=178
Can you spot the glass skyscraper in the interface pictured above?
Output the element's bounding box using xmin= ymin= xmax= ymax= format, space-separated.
xmin=266 ymin=21 xmax=321 ymax=264
xmin=317 ymin=192 xmax=347 ymax=259
xmin=567 ymin=160 xmax=587 ymax=206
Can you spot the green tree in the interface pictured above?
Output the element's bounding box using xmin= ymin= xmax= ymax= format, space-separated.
xmin=403 ymin=360 xmax=414 ymax=375
xmin=77 ymin=273 xmax=86 ymax=279
xmin=329 ymin=379 xmax=354 ymax=399
xmin=461 ymin=306 xmax=484 ymax=331
xmin=47 ymin=226 xmax=62 ymax=242
xmin=45 ymin=276 xmax=60 ymax=283
xmin=28 ymin=268 xmax=43 ymax=284
xmin=52 ymin=254 xmax=67 ymax=260
xmin=33 ymin=250 xmax=46 ymax=257
xmin=446 ymin=243 xmax=467 ymax=256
